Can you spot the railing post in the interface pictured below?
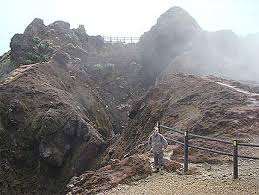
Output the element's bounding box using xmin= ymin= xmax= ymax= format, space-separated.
xmin=157 ymin=122 xmax=161 ymax=133
xmin=184 ymin=131 xmax=189 ymax=174
xmin=233 ymin=140 xmax=238 ymax=179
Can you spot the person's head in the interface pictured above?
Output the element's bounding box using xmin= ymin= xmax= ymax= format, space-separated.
xmin=153 ymin=126 xmax=159 ymax=135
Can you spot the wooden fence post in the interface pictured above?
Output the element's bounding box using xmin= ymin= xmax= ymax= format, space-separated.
xmin=233 ymin=140 xmax=238 ymax=179
xmin=184 ymin=131 xmax=189 ymax=173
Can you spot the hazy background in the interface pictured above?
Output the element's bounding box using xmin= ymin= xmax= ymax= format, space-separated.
xmin=1 ymin=0 xmax=259 ymax=55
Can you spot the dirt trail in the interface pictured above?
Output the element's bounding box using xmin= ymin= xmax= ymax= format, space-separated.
xmin=0 ymin=64 xmax=36 ymax=85
xmin=215 ymin=81 xmax=259 ymax=108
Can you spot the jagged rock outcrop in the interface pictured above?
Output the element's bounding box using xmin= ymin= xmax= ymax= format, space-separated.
xmin=138 ymin=7 xmax=202 ymax=87
xmin=0 ymin=18 xmax=89 ymax=78
xmin=0 ymin=18 xmax=143 ymax=194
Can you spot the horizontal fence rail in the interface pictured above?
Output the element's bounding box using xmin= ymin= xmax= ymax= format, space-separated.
xmin=188 ymin=133 xmax=232 ymax=145
xmin=165 ymin=137 xmax=185 ymax=145
xmin=160 ymin=124 xmax=232 ymax=144
xmin=165 ymin=136 xmax=259 ymax=160
xmin=238 ymin=142 xmax=259 ymax=147
xmin=188 ymin=144 xmax=233 ymax=156
xmin=160 ymin=125 xmax=185 ymax=135
xmin=238 ymin=155 xmax=259 ymax=160
xmin=159 ymin=123 xmax=259 ymax=179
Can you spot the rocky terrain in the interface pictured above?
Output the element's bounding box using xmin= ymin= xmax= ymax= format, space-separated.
xmin=1 ymin=6 xmax=259 ymax=195
xmin=67 ymin=154 xmax=182 ymax=195
xmin=110 ymin=73 xmax=259 ymax=160
xmin=0 ymin=19 xmax=142 ymax=194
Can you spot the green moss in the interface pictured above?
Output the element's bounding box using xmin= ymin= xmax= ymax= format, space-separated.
xmin=94 ymin=109 xmax=112 ymax=130
xmin=24 ymin=59 xmax=33 ymax=65
xmin=23 ymin=38 xmax=54 ymax=65
xmin=38 ymin=40 xmax=49 ymax=51
xmin=32 ymin=36 xmax=41 ymax=45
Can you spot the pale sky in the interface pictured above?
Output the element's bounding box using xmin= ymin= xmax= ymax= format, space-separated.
xmin=1 ymin=0 xmax=259 ymax=55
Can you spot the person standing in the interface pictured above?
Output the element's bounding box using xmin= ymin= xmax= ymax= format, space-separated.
xmin=148 ymin=126 xmax=168 ymax=173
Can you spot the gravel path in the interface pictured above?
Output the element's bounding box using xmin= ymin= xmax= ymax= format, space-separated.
xmin=101 ymin=160 xmax=259 ymax=195
xmin=103 ymin=172 xmax=258 ymax=195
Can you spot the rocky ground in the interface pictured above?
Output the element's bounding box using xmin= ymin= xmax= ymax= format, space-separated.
xmin=104 ymin=149 xmax=259 ymax=195
xmin=66 ymin=154 xmax=182 ymax=194
xmin=104 ymin=170 xmax=259 ymax=195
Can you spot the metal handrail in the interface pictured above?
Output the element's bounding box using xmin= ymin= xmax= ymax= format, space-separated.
xmin=160 ymin=124 xmax=231 ymax=144
xmin=165 ymin=136 xmax=259 ymax=160
xmin=238 ymin=155 xmax=259 ymax=160
xmin=161 ymin=124 xmax=258 ymax=146
xmin=160 ymin=123 xmax=259 ymax=178
xmin=165 ymin=136 xmax=233 ymax=156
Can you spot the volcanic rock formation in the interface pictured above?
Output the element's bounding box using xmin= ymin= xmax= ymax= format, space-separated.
xmin=0 ymin=19 xmax=141 ymax=194
xmin=1 ymin=6 xmax=259 ymax=195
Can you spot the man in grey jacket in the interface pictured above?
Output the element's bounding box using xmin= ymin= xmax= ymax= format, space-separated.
xmin=148 ymin=126 xmax=168 ymax=173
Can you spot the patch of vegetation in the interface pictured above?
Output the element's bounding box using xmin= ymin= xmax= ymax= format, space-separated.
xmin=23 ymin=39 xmax=56 ymax=64
xmin=32 ymin=36 xmax=41 ymax=44
xmin=92 ymin=64 xmax=104 ymax=70
xmin=38 ymin=40 xmax=50 ymax=51
xmin=23 ymin=59 xmax=33 ymax=65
